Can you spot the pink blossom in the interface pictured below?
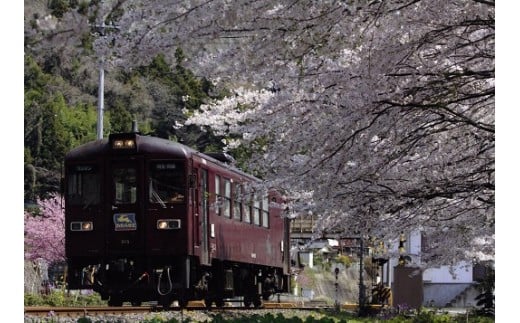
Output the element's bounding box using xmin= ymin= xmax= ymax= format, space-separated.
xmin=24 ymin=194 xmax=65 ymax=263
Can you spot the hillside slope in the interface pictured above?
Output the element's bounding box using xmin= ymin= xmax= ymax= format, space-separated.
xmin=295 ymin=263 xmax=368 ymax=304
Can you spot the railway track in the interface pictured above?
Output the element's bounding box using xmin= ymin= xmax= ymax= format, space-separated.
xmin=24 ymin=305 xmax=153 ymax=318
xmin=24 ymin=301 xmax=325 ymax=318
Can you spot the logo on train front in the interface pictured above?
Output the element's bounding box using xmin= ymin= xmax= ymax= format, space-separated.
xmin=113 ymin=213 xmax=137 ymax=231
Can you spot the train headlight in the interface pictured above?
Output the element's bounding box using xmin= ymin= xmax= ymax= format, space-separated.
xmin=157 ymin=219 xmax=181 ymax=230
xmin=112 ymin=139 xmax=136 ymax=149
xmin=124 ymin=139 xmax=135 ymax=148
xmin=70 ymin=221 xmax=94 ymax=231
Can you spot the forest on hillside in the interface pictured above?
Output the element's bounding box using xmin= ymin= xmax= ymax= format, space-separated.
xmin=24 ymin=48 xmax=231 ymax=201
xmin=24 ymin=0 xmax=494 ymax=266
xmin=24 ymin=1 xmax=236 ymax=202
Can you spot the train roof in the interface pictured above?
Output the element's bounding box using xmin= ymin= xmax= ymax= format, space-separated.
xmin=64 ymin=133 xmax=259 ymax=181
xmin=65 ymin=133 xmax=196 ymax=160
xmin=65 ymin=138 xmax=109 ymax=160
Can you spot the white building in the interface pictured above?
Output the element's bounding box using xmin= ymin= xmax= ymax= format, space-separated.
xmin=384 ymin=230 xmax=483 ymax=308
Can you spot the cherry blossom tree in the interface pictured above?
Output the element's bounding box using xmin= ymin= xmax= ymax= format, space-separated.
xmin=24 ymin=0 xmax=494 ymax=265
xmin=182 ymin=0 xmax=494 ymax=265
xmin=24 ymin=194 xmax=65 ymax=263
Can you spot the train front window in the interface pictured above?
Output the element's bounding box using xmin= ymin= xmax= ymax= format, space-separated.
xmin=113 ymin=167 xmax=137 ymax=205
xmin=149 ymin=161 xmax=185 ymax=204
xmin=67 ymin=165 xmax=100 ymax=206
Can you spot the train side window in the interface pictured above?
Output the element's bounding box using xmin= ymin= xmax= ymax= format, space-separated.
xmin=215 ymin=175 xmax=222 ymax=216
xmin=233 ymin=184 xmax=242 ymax=221
xmin=113 ymin=167 xmax=137 ymax=205
xmin=67 ymin=165 xmax=100 ymax=206
xmin=243 ymin=193 xmax=251 ymax=223
xmin=253 ymin=195 xmax=261 ymax=226
xmin=262 ymin=196 xmax=269 ymax=228
xmin=149 ymin=161 xmax=185 ymax=204
xmin=223 ymin=178 xmax=231 ymax=218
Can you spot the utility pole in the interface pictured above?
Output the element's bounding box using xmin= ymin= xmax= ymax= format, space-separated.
xmin=358 ymin=236 xmax=366 ymax=316
xmin=340 ymin=234 xmax=367 ymax=316
xmin=91 ymin=22 xmax=120 ymax=140
xmin=97 ymin=60 xmax=104 ymax=140
xmin=334 ymin=267 xmax=340 ymax=311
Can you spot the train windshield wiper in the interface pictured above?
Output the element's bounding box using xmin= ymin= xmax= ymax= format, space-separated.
xmin=150 ymin=180 xmax=167 ymax=208
xmin=82 ymin=196 xmax=96 ymax=210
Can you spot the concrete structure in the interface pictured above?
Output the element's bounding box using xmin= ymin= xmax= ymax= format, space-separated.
xmin=386 ymin=230 xmax=480 ymax=308
xmin=422 ymin=262 xmax=479 ymax=307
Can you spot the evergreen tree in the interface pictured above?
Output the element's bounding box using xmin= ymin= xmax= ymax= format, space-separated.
xmin=24 ymin=56 xmax=99 ymax=200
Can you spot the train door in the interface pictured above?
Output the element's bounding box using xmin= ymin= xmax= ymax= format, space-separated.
xmin=193 ymin=166 xmax=210 ymax=265
xmin=106 ymin=158 xmax=144 ymax=255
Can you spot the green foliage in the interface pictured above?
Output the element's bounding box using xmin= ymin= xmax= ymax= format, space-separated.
xmin=140 ymin=53 xmax=173 ymax=80
xmin=138 ymin=311 xmax=499 ymax=323
xmin=24 ymin=93 xmax=69 ymax=199
xmin=227 ymin=137 xmax=263 ymax=174
xmin=24 ymin=55 xmax=101 ymax=201
xmin=22 ymin=308 xmax=496 ymax=323
xmin=24 ymin=293 xmax=44 ymax=306
xmin=25 ymin=93 xmax=98 ymax=199
xmin=313 ymin=254 xmax=332 ymax=272
xmin=44 ymin=290 xmax=67 ymax=306
xmin=48 ymin=0 xmax=70 ymax=18
xmin=77 ymin=1 xmax=90 ymax=15
xmin=61 ymin=103 xmax=99 ymax=146
xmin=25 ymin=56 xmax=51 ymax=90
xmin=107 ymin=98 xmax=135 ymax=133
xmin=411 ymin=310 xmax=452 ymax=323
xmin=79 ymin=32 xmax=94 ymax=54
xmin=205 ymin=313 xmax=323 ymax=323
xmin=378 ymin=307 xmax=496 ymax=323
xmin=335 ymin=254 xmax=352 ymax=268
xmin=24 ymin=46 xmax=231 ymax=201
xmin=41 ymin=96 xmax=69 ymax=166
xmin=105 ymin=3 xmax=124 ymax=23
xmin=135 ymin=50 xmax=224 ymax=150
xmin=24 ymin=290 xmax=104 ymax=307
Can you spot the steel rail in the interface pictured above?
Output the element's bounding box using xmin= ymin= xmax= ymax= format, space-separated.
xmin=25 ymin=301 xmax=330 ymax=318
xmin=24 ymin=305 xmax=154 ymax=317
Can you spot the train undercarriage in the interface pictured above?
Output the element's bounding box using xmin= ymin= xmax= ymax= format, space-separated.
xmin=67 ymin=256 xmax=287 ymax=309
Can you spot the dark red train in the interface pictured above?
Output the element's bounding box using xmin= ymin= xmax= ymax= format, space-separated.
xmin=64 ymin=129 xmax=291 ymax=308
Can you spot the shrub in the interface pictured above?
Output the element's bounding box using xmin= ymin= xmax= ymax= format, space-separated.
xmin=45 ymin=290 xmax=67 ymax=306
xmin=24 ymin=290 xmax=105 ymax=306
xmin=24 ymin=293 xmax=44 ymax=306
xmin=335 ymin=254 xmax=352 ymax=268
xmin=48 ymin=0 xmax=70 ymax=18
